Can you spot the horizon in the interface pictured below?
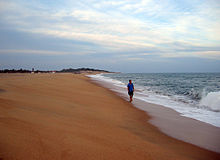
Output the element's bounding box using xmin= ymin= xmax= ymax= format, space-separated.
xmin=0 ymin=0 xmax=220 ymax=73
xmin=1 ymin=67 xmax=220 ymax=74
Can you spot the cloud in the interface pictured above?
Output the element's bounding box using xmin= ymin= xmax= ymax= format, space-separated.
xmin=161 ymin=51 xmax=220 ymax=60
xmin=0 ymin=0 xmax=220 ymax=61
xmin=0 ymin=49 xmax=90 ymax=55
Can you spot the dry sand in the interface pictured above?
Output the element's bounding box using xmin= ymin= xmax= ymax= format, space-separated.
xmin=0 ymin=73 xmax=219 ymax=160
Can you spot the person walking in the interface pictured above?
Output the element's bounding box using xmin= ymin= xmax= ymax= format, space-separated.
xmin=127 ymin=80 xmax=134 ymax=102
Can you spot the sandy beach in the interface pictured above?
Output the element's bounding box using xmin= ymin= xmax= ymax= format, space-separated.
xmin=90 ymin=75 xmax=220 ymax=153
xmin=0 ymin=73 xmax=220 ymax=160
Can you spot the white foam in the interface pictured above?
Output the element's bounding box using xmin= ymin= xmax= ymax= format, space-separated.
xmin=88 ymin=74 xmax=220 ymax=128
xmin=88 ymin=74 xmax=126 ymax=88
xmin=200 ymin=91 xmax=220 ymax=112
xmin=135 ymin=90 xmax=220 ymax=127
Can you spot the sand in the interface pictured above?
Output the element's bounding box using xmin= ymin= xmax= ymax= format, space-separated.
xmin=90 ymin=76 xmax=220 ymax=153
xmin=0 ymin=73 xmax=219 ymax=160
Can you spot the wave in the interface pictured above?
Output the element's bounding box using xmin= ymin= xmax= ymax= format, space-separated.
xmin=200 ymin=91 xmax=220 ymax=112
xmin=89 ymin=73 xmax=220 ymax=127
xmin=88 ymin=74 xmax=126 ymax=87
xmin=183 ymin=89 xmax=202 ymax=100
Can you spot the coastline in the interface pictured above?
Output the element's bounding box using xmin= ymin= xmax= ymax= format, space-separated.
xmin=88 ymin=73 xmax=220 ymax=153
xmin=0 ymin=73 xmax=219 ymax=159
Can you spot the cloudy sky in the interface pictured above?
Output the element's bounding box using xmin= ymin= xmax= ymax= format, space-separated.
xmin=0 ymin=0 xmax=220 ymax=72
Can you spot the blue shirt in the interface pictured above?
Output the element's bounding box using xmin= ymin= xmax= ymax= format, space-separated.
xmin=127 ymin=83 xmax=134 ymax=92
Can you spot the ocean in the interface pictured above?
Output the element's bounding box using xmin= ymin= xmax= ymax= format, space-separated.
xmin=89 ymin=73 xmax=220 ymax=128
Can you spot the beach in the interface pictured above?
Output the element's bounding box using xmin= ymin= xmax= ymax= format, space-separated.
xmin=89 ymin=73 xmax=220 ymax=153
xmin=0 ymin=73 xmax=219 ymax=160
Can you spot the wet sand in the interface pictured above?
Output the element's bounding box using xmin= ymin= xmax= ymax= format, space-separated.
xmin=135 ymin=99 xmax=220 ymax=153
xmin=90 ymin=77 xmax=220 ymax=153
xmin=0 ymin=73 xmax=219 ymax=160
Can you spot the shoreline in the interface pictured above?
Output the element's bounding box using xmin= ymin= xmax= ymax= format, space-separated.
xmin=88 ymin=73 xmax=220 ymax=153
xmin=0 ymin=73 xmax=219 ymax=159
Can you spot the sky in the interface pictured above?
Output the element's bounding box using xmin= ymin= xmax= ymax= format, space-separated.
xmin=0 ymin=0 xmax=220 ymax=72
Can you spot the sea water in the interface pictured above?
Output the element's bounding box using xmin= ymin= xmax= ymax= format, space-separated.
xmin=89 ymin=73 xmax=220 ymax=127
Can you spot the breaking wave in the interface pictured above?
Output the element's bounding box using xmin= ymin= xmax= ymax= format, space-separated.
xmin=200 ymin=91 xmax=220 ymax=112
